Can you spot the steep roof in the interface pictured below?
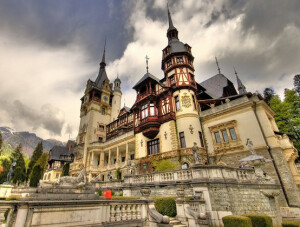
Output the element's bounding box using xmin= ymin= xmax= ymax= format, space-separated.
xmin=200 ymin=74 xmax=238 ymax=98
xmin=133 ymin=72 xmax=166 ymax=89
xmin=48 ymin=145 xmax=73 ymax=162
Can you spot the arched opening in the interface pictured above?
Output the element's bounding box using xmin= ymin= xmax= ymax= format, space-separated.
xmin=181 ymin=162 xmax=189 ymax=170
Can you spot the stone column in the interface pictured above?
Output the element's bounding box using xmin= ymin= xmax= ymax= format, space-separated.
xmin=108 ymin=150 xmax=111 ymax=168
xmin=91 ymin=151 xmax=95 ymax=169
xmin=15 ymin=205 xmax=29 ymax=227
xmin=125 ymin=143 xmax=129 ymax=165
xmin=116 ymin=146 xmax=120 ymax=168
xmin=99 ymin=151 xmax=105 ymax=170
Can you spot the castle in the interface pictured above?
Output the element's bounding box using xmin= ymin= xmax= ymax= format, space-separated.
xmin=70 ymin=7 xmax=300 ymax=209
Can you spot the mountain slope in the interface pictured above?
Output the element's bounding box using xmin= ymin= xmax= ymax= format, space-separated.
xmin=0 ymin=127 xmax=64 ymax=156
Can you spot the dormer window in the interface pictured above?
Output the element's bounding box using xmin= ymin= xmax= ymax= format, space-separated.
xmin=176 ymin=57 xmax=183 ymax=64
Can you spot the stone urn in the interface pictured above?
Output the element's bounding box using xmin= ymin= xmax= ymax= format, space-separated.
xmin=140 ymin=187 xmax=151 ymax=199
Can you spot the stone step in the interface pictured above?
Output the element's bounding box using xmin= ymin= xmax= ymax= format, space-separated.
xmin=169 ymin=219 xmax=187 ymax=227
xmin=172 ymin=225 xmax=187 ymax=227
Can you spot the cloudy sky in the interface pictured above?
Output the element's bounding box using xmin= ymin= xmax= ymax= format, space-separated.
xmin=0 ymin=0 xmax=299 ymax=142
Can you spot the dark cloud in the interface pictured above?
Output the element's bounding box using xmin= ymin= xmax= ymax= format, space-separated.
xmin=0 ymin=99 xmax=64 ymax=136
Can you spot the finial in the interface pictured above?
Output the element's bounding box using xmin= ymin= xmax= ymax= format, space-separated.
xmin=215 ymin=56 xmax=221 ymax=74
xmin=101 ymin=37 xmax=106 ymax=65
xmin=145 ymin=55 xmax=150 ymax=73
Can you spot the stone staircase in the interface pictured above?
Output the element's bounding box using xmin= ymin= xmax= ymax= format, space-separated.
xmin=169 ymin=218 xmax=187 ymax=227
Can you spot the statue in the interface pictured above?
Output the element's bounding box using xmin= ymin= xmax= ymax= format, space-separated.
xmin=246 ymin=138 xmax=256 ymax=155
xmin=4 ymin=159 xmax=16 ymax=184
xmin=192 ymin=143 xmax=202 ymax=164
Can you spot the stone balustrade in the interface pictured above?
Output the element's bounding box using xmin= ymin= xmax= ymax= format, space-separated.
xmin=0 ymin=199 xmax=153 ymax=226
xmin=123 ymin=165 xmax=256 ymax=186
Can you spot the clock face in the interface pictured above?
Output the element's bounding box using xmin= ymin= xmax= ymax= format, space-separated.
xmin=103 ymin=95 xmax=108 ymax=101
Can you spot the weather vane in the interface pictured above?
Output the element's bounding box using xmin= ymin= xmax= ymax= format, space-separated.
xmin=215 ymin=56 xmax=221 ymax=74
xmin=145 ymin=55 xmax=149 ymax=73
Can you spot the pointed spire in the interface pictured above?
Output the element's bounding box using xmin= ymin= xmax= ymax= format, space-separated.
xmin=166 ymin=4 xmax=178 ymax=41
xmin=100 ymin=37 xmax=106 ymax=68
xmin=233 ymin=66 xmax=247 ymax=94
xmin=215 ymin=56 xmax=221 ymax=74
xmin=167 ymin=3 xmax=175 ymax=31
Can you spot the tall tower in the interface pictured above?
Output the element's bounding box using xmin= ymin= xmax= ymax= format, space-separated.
xmin=77 ymin=43 xmax=112 ymax=166
xmin=111 ymin=76 xmax=122 ymax=121
xmin=162 ymin=6 xmax=203 ymax=149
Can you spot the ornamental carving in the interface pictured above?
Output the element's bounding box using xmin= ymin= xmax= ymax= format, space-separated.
xmin=181 ymin=93 xmax=191 ymax=108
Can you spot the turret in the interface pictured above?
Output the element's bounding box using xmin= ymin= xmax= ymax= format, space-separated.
xmin=111 ymin=76 xmax=122 ymax=121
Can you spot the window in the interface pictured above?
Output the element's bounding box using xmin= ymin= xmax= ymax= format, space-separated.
xmin=176 ymin=56 xmax=184 ymax=64
xmin=214 ymin=132 xmax=221 ymax=143
xmin=98 ymin=137 xmax=103 ymax=142
xmin=167 ymin=60 xmax=172 ymax=67
xmin=147 ymin=139 xmax=160 ymax=155
xmin=170 ymin=75 xmax=175 ymax=85
xmin=199 ymin=131 xmax=204 ymax=147
xmin=150 ymin=103 xmax=155 ymax=116
xmin=182 ymin=162 xmax=189 ymax=169
xmin=102 ymin=107 xmax=106 ymax=115
xmin=121 ymin=157 xmax=126 ymax=162
xmin=179 ymin=132 xmax=186 ymax=148
xmin=175 ymin=96 xmax=180 ymax=111
xmin=141 ymin=104 xmax=148 ymax=119
xmin=130 ymin=154 xmax=135 ymax=160
xmin=99 ymin=125 xmax=104 ymax=131
xmin=221 ymin=129 xmax=229 ymax=142
xmin=229 ymin=128 xmax=237 ymax=140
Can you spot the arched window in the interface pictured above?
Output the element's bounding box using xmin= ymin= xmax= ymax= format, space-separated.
xmin=181 ymin=162 xmax=189 ymax=170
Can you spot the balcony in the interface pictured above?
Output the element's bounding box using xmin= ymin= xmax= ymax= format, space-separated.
xmin=135 ymin=116 xmax=161 ymax=139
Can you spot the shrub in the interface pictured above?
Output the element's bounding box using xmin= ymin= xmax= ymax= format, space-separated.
xmin=97 ymin=190 xmax=103 ymax=196
xmin=222 ymin=215 xmax=252 ymax=227
xmin=154 ymin=197 xmax=177 ymax=217
xmin=244 ymin=214 xmax=273 ymax=227
xmin=282 ymin=220 xmax=300 ymax=227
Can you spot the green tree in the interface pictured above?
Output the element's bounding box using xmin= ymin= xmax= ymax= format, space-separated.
xmin=11 ymin=145 xmax=27 ymax=184
xmin=294 ymin=74 xmax=300 ymax=96
xmin=27 ymin=142 xmax=43 ymax=176
xmin=0 ymin=133 xmax=3 ymax=155
xmin=62 ymin=163 xmax=70 ymax=176
xmin=263 ymin=87 xmax=276 ymax=106
xmin=270 ymin=89 xmax=300 ymax=152
xmin=29 ymin=152 xmax=49 ymax=187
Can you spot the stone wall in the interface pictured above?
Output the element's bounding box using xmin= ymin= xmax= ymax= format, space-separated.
xmin=219 ymin=148 xmax=300 ymax=207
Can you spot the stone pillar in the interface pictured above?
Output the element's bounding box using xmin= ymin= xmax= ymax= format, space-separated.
xmin=15 ymin=205 xmax=29 ymax=227
xmin=100 ymin=151 xmax=105 ymax=170
xmin=91 ymin=151 xmax=95 ymax=168
xmin=108 ymin=150 xmax=111 ymax=168
xmin=125 ymin=143 xmax=129 ymax=164
xmin=116 ymin=146 xmax=120 ymax=168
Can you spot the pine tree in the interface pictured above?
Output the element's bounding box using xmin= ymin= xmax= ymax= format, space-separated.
xmin=11 ymin=145 xmax=27 ymax=184
xmin=62 ymin=163 xmax=70 ymax=176
xmin=263 ymin=87 xmax=276 ymax=105
xmin=29 ymin=152 xmax=49 ymax=187
xmin=294 ymin=74 xmax=300 ymax=95
xmin=27 ymin=142 xmax=43 ymax=176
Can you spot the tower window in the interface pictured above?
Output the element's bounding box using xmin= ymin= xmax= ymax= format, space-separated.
xmin=167 ymin=60 xmax=172 ymax=67
xmin=175 ymin=96 xmax=180 ymax=111
xmin=170 ymin=75 xmax=175 ymax=85
xmin=141 ymin=104 xmax=148 ymax=119
xmin=179 ymin=132 xmax=186 ymax=148
xmin=147 ymin=139 xmax=160 ymax=155
xmin=98 ymin=137 xmax=103 ymax=142
xmin=150 ymin=103 xmax=155 ymax=116
xmin=176 ymin=57 xmax=183 ymax=64
xmin=99 ymin=125 xmax=104 ymax=131
xmin=102 ymin=108 xmax=106 ymax=115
